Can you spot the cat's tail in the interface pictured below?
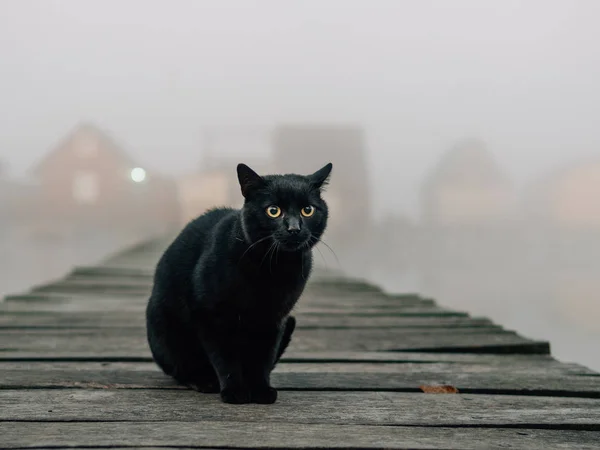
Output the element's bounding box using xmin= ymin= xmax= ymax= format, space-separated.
xmin=273 ymin=315 xmax=296 ymax=368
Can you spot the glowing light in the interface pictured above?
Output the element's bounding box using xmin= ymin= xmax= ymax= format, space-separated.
xmin=130 ymin=167 xmax=146 ymax=183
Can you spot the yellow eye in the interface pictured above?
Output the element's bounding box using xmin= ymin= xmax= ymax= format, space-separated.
xmin=266 ymin=205 xmax=282 ymax=218
xmin=301 ymin=206 xmax=315 ymax=217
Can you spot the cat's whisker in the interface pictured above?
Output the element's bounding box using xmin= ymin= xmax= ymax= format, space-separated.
xmin=269 ymin=242 xmax=280 ymax=275
xmin=309 ymin=236 xmax=341 ymax=269
xmin=314 ymin=244 xmax=327 ymax=269
xmin=268 ymin=243 xmax=274 ymax=274
xmin=237 ymin=234 xmax=273 ymax=264
xmin=260 ymin=241 xmax=277 ymax=269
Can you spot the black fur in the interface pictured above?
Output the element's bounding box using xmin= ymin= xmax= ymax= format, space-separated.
xmin=146 ymin=162 xmax=332 ymax=404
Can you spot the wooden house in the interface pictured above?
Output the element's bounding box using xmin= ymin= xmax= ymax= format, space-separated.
xmin=421 ymin=139 xmax=516 ymax=226
xmin=420 ymin=138 xmax=515 ymax=226
xmin=521 ymin=158 xmax=600 ymax=331
xmin=30 ymin=123 xmax=180 ymax=237
xmin=524 ymin=158 xmax=600 ymax=229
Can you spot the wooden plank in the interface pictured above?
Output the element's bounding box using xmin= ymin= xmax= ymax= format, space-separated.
xmin=0 ymin=299 xmax=468 ymax=317
xmin=6 ymin=287 xmax=432 ymax=305
xmin=4 ymin=300 xmax=462 ymax=318
xmin=70 ymin=266 xmax=154 ymax=278
xmin=2 ymin=390 xmax=600 ymax=428
xmin=0 ymin=327 xmax=512 ymax=339
xmin=0 ymin=350 xmax=559 ymax=364
xmin=2 ymin=421 xmax=599 ymax=449
xmin=15 ymin=289 xmax=437 ymax=309
xmin=30 ymin=277 xmax=387 ymax=291
xmin=0 ymin=327 xmax=549 ymax=356
xmin=1 ymin=361 xmax=597 ymax=395
xmin=4 ymin=293 xmax=438 ymax=311
xmin=19 ymin=275 xmax=429 ymax=301
xmin=67 ymin=262 xmax=347 ymax=281
xmin=0 ymin=311 xmax=496 ymax=329
xmin=0 ymin=298 xmax=147 ymax=313
xmin=28 ymin=280 xmax=396 ymax=298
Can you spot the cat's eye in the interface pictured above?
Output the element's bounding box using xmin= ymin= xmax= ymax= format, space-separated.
xmin=266 ymin=205 xmax=282 ymax=218
xmin=301 ymin=206 xmax=315 ymax=217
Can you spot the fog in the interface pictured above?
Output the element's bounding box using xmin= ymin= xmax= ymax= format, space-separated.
xmin=1 ymin=1 xmax=599 ymax=370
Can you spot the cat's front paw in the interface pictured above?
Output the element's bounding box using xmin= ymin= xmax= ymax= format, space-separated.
xmin=220 ymin=386 xmax=252 ymax=404
xmin=251 ymin=386 xmax=278 ymax=404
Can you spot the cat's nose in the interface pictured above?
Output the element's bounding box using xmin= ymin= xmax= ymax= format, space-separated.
xmin=287 ymin=218 xmax=301 ymax=234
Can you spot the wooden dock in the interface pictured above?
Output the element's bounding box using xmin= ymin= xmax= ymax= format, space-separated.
xmin=1 ymin=238 xmax=600 ymax=449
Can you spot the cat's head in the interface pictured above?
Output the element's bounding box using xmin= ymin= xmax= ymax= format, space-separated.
xmin=237 ymin=163 xmax=332 ymax=252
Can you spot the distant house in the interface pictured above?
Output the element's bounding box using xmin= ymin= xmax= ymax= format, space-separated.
xmin=271 ymin=124 xmax=371 ymax=250
xmin=420 ymin=139 xmax=515 ymax=226
xmin=521 ymin=158 xmax=600 ymax=333
xmin=524 ymin=157 xmax=600 ymax=229
xmin=30 ymin=123 xmax=180 ymax=237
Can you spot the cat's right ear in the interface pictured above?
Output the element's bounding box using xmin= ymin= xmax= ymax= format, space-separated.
xmin=308 ymin=162 xmax=333 ymax=190
xmin=237 ymin=163 xmax=265 ymax=198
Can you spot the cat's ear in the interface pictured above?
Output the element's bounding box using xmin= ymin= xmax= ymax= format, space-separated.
xmin=237 ymin=163 xmax=265 ymax=198
xmin=308 ymin=163 xmax=333 ymax=189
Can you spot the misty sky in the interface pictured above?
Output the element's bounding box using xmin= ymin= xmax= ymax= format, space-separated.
xmin=1 ymin=0 xmax=600 ymax=217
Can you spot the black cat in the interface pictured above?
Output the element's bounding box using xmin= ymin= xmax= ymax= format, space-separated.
xmin=146 ymin=162 xmax=332 ymax=404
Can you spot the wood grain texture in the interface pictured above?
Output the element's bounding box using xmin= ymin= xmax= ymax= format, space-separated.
xmin=2 ymin=390 xmax=600 ymax=427
xmin=0 ymin=235 xmax=598 ymax=450
xmin=1 ymin=361 xmax=597 ymax=395
xmin=0 ymin=327 xmax=550 ymax=356
xmin=2 ymin=295 xmax=466 ymax=317
xmin=2 ymin=421 xmax=600 ymax=449
xmin=0 ymin=350 xmax=559 ymax=363
xmin=0 ymin=311 xmax=495 ymax=329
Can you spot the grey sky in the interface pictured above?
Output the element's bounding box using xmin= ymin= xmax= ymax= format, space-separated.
xmin=1 ymin=0 xmax=599 ymax=217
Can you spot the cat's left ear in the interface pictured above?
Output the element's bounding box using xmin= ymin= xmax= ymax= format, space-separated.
xmin=308 ymin=163 xmax=333 ymax=189
xmin=237 ymin=163 xmax=265 ymax=198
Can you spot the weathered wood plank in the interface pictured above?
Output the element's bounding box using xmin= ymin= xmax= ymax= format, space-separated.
xmin=2 ymin=358 xmax=589 ymax=375
xmin=11 ymin=284 xmax=427 ymax=300
xmin=1 ymin=298 xmax=453 ymax=315
xmin=5 ymin=289 xmax=439 ymax=309
xmin=0 ymin=350 xmax=558 ymax=363
xmin=69 ymin=267 xmax=153 ymax=279
xmin=67 ymin=264 xmax=351 ymax=282
xmin=4 ymin=295 xmax=440 ymax=313
xmin=280 ymin=351 xmax=558 ymax=364
xmin=0 ymin=299 xmax=469 ymax=317
xmin=0 ymin=311 xmax=496 ymax=329
xmin=13 ymin=289 xmax=437 ymax=310
xmin=0 ymin=351 xmax=561 ymax=365
xmin=0 ymin=327 xmax=511 ymax=339
xmin=29 ymin=276 xmax=387 ymax=291
xmin=2 ymin=390 xmax=600 ymax=427
xmin=0 ymin=327 xmax=549 ymax=355
xmin=2 ymin=421 xmax=599 ymax=449
xmin=0 ymin=298 xmax=147 ymax=313
xmin=1 ymin=361 xmax=597 ymax=395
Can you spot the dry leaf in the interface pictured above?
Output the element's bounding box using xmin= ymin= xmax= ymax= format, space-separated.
xmin=419 ymin=384 xmax=459 ymax=394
